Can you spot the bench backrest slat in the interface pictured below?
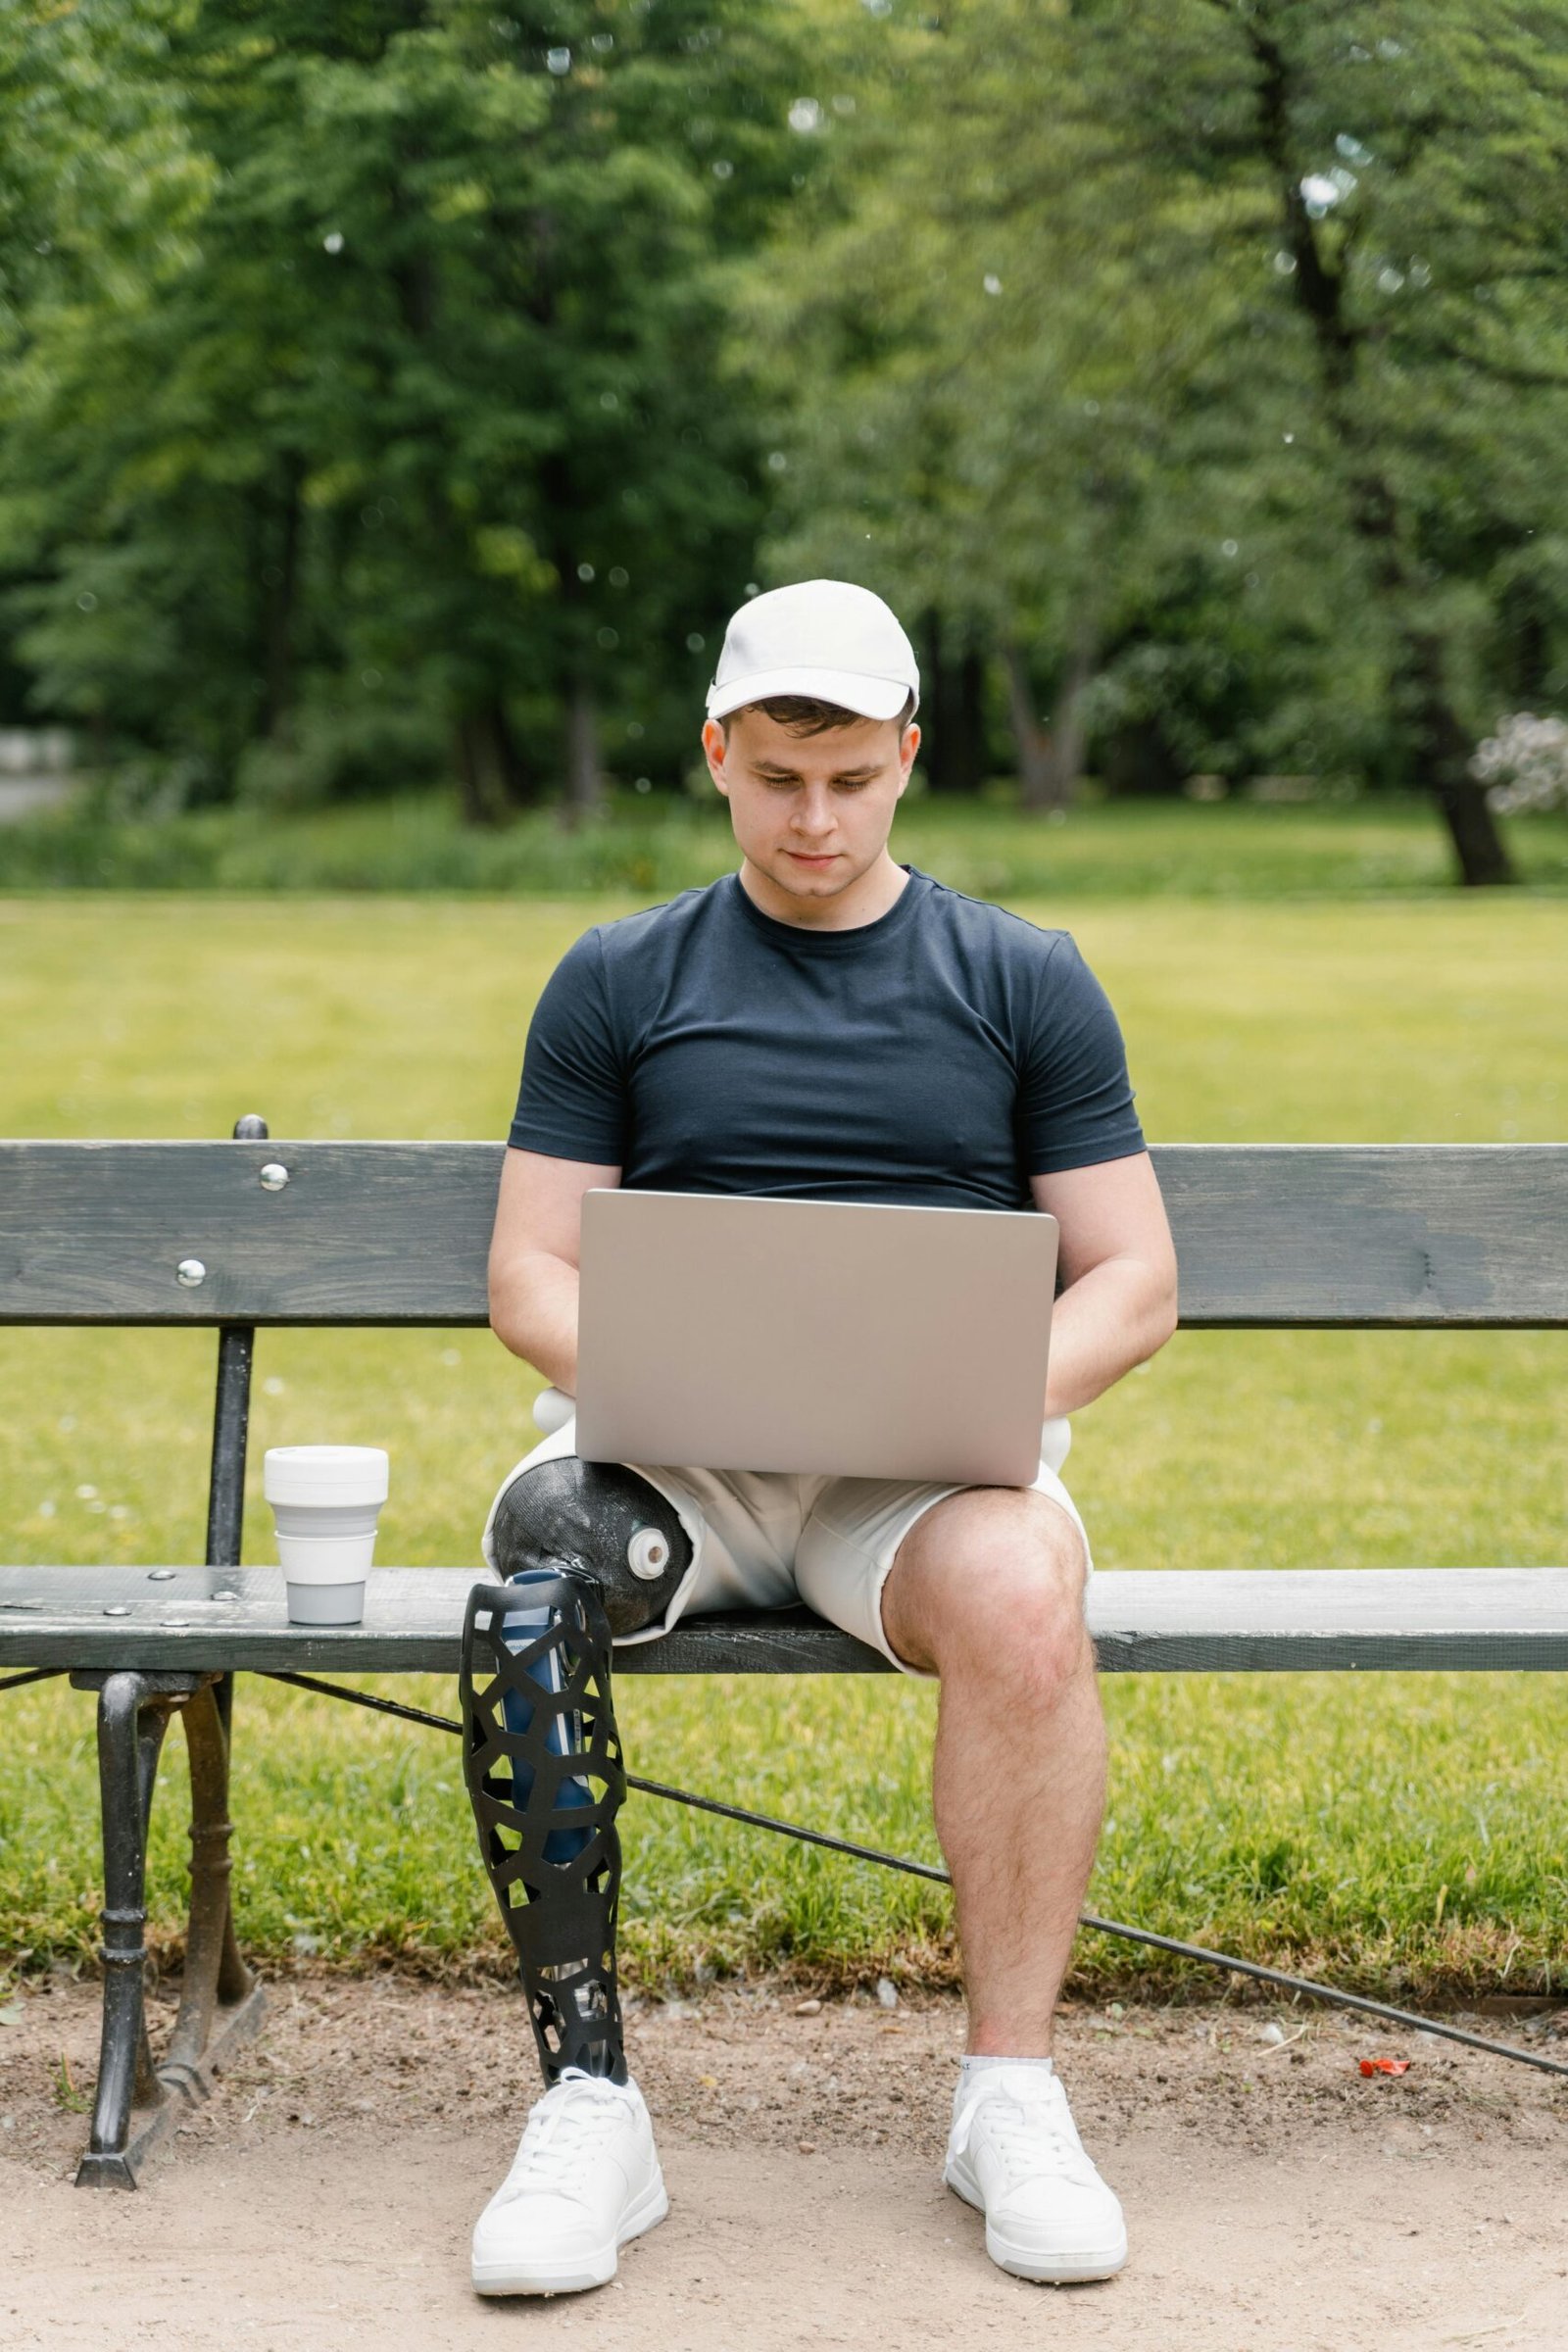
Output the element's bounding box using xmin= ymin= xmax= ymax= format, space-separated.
xmin=2 ymin=1140 xmax=1564 ymax=1329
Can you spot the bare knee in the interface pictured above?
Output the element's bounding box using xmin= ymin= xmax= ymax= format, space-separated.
xmin=887 ymin=1492 xmax=1089 ymax=1695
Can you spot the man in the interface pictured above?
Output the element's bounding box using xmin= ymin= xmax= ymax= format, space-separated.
xmin=466 ymin=578 xmax=1178 ymax=2296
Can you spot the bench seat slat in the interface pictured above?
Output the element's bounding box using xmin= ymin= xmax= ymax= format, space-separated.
xmin=3 ymin=1566 xmax=1565 ymax=1676
xmin=3 ymin=1141 xmax=1566 ymax=1328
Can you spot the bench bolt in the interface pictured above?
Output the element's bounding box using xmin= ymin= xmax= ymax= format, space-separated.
xmin=259 ymin=1163 xmax=289 ymax=1191
xmin=175 ymin=1259 xmax=206 ymax=1287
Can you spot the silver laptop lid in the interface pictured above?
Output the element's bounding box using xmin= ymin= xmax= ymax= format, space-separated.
xmin=575 ymin=1190 xmax=1057 ymax=1486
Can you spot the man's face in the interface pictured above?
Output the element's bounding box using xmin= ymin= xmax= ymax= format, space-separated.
xmin=702 ymin=708 xmax=920 ymax=909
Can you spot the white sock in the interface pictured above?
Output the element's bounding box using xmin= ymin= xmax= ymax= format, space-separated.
xmin=958 ymin=2053 xmax=1054 ymax=2084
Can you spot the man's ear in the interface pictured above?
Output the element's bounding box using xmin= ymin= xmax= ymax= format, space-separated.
xmin=896 ymin=720 xmax=922 ymax=796
xmin=701 ymin=717 xmax=730 ymax=797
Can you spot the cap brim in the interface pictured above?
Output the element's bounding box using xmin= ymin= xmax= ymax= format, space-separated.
xmin=706 ymin=665 xmax=916 ymax=723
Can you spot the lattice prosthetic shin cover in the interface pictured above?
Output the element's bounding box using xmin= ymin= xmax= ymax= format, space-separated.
xmin=464 ymin=1461 xmax=693 ymax=2082
xmin=463 ymin=1572 xmax=629 ymax=2083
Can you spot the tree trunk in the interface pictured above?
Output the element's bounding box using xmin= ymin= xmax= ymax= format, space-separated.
xmin=923 ymin=618 xmax=988 ymax=794
xmin=260 ymin=457 xmax=303 ymax=744
xmin=1499 ymin=575 xmax=1550 ymax=702
xmin=1435 ymin=775 xmax=1515 ymax=889
xmin=1004 ymin=644 xmax=1060 ymax=810
xmin=563 ymin=675 xmax=605 ymax=823
xmin=455 ymin=715 xmax=505 ymax=828
xmin=490 ymin=697 xmax=534 ymax=810
xmin=951 ymin=645 xmax=987 ymax=794
xmin=454 ymin=701 xmax=533 ymax=827
xmin=1042 ymin=621 xmax=1096 ymax=805
xmin=1398 ymin=629 xmax=1514 ymax=888
xmin=1245 ymin=22 xmax=1514 ymax=887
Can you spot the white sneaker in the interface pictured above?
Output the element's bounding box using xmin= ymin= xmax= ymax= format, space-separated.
xmin=471 ymin=2068 xmax=669 ymax=2296
xmin=944 ymin=2064 xmax=1127 ymax=2283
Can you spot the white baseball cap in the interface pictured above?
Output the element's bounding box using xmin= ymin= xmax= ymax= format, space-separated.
xmin=706 ymin=579 xmax=920 ymax=723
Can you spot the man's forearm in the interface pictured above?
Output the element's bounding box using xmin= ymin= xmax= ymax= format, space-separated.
xmin=1042 ymin=1256 xmax=1178 ymax=1419
xmin=489 ymin=1252 xmax=581 ymax=1395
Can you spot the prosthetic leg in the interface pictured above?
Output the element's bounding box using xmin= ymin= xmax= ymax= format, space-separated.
xmin=461 ymin=1460 xmax=692 ymax=2086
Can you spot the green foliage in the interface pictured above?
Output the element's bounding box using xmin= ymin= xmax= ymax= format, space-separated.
xmin=233 ymin=700 xmax=451 ymax=811
xmin=2 ymin=1 xmax=1566 ymax=876
xmin=0 ymin=0 xmax=808 ymax=808
xmin=2 ymin=789 xmax=1566 ymax=897
xmin=753 ymin=1 xmax=1568 ymax=870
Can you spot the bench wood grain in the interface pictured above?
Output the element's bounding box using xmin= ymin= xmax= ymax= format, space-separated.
xmin=4 ymin=1565 xmax=1565 ymax=1676
xmin=3 ymin=1140 xmax=1566 ymax=1328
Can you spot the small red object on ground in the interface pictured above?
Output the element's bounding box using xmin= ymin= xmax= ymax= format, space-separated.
xmin=1359 ymin=2056 xmax=1411 ymax=2077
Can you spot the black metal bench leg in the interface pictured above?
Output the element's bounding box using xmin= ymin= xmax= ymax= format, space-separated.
xmin=161 ymin=1675 xmax=266 ymax=2099
xmin=76 ymin=1672 xmax=173 ymax=2188
xmin=73 ymin=1670 xmax=266 ymax=2188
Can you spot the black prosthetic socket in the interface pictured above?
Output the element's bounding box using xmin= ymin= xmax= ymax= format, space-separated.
xmin=462 ymin=1572 xmax=628 ymax=2084
xmin=487 ymin=1456 xmax=692 ymax=1638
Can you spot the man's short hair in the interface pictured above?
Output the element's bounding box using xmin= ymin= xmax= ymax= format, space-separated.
xmin=720 ymin=692 xmax=917 ymax=739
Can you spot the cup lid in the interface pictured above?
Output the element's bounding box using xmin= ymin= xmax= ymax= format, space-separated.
xmin=264 ymin=1445 xmax=389 ymax=1504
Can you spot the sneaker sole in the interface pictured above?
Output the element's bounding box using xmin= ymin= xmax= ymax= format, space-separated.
xmin=471 ymin=2170 xmax=669 ymax=2297
xmin=944 ymin=2164 xmax=1127 ymax=2284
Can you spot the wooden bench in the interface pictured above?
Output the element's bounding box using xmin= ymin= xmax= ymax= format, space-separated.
xmin=3 ymin=1120 xmax=1565 ymax=2185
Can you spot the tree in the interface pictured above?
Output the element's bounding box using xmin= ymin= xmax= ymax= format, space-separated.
xmin=750 ymin=0 xmax=1568 ymax=879
xmin=0 ymin=0 xmax=806 ymax=815
xmin=1136 ymin=0 xmax=1567 ymax=882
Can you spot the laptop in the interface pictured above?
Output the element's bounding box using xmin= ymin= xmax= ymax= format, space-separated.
xmin=574 ymin=1189 xmax=1058 ymax=1486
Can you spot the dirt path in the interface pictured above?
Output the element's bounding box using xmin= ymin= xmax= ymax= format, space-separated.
xmin=4 ymin=1972 xmax=1565 ymax=2350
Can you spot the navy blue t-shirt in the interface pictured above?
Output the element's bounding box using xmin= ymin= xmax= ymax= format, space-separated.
xmin=509 ymin=867 xmax=1145 ymax=1209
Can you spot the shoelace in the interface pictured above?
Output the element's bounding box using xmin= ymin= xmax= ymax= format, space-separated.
xmin=499 ymin=2071 xmax=635 ymax=2201
xmin=951 ymin=2083 xmax=1098 ymax=2190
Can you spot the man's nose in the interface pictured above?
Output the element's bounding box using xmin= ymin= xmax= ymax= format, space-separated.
xmin=792 ymin=788 xmax=837 ymax=838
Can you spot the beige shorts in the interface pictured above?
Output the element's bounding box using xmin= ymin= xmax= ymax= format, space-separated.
xmin=480 ymin=1415 xmax=1091 ymax=1679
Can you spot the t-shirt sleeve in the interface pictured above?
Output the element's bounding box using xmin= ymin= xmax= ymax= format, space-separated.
xmin=1018 ymin=934 xmax=1146 ymax=1175
xmin=508 ymin=929 xmax=628 ymax=1164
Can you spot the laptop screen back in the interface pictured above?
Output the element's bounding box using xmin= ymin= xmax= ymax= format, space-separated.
xmin=575 ymin=1190 xmax=1057 ymax=1486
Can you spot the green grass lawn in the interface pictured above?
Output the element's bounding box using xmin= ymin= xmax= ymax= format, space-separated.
xmin=2 ymin=883 xmax=1565 ymax=2000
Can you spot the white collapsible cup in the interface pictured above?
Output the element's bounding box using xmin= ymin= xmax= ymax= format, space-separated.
xmin=264 ymin=1446 xmax=389 ymax=1626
